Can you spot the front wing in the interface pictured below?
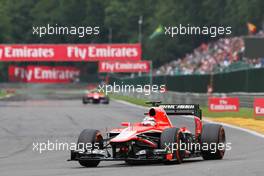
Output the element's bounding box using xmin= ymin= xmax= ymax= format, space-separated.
xmin=68 ymin=149 xmax=177 ymax=162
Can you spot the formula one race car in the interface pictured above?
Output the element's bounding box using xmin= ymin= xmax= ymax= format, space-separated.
xmin=69 ymin=102 xmax=226 ymax=167
xmin=82 ymin=90 xmax=109 ymax=104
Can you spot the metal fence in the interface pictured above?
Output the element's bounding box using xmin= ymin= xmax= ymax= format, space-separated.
xmin=1 ymin=83 xmax=264 ymax=107
xmin=117 ymin=91 xmax=264 ymax=108
xmin=110 ymin=67 xmax=264 ymax=93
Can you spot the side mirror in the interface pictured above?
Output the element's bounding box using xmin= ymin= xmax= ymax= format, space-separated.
xmin=121 ymin=122 xmax=130 ymax=127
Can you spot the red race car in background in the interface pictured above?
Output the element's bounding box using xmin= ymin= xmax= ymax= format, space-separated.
xmin=82 ymin=90 xmax=109 ymax=104
xmin=69 ymin=102 xmax=226 ymax=167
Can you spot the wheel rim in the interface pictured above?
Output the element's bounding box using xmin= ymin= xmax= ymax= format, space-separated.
xmin=175 ymin=132 xmax=184 ymax=162
xmin=218 ymin=127 xmax=226 ymax=157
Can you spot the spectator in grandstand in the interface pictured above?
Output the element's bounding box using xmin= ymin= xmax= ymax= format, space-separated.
xmin=155 ymin=34 xmax=263 ymax=75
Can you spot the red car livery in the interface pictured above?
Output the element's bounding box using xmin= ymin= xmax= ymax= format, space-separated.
xmin=69 ymin=102 xmax=226 ymax=167
xmin=82 ymin=91 xmax=109 ymax=104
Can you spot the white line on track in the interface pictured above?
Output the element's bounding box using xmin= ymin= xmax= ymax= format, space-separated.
xmin=113 ymin=99 xmax=264 ymax=139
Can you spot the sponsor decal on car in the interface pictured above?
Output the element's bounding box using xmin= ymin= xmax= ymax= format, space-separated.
xmin=159 ymin=104 xmax=195 ymax=109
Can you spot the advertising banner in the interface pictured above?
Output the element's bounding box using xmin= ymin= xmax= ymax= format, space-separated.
xmin=208 ymin=97 xmax=239 ymax=112
xmin=98 ymin=60 xmax=150 ymax=73
xmin=253 ymin=98 xmax=264 ymax=116
xmin=0 ymin=44 xmax=141 ymax=62
xmin=9 ymin=65 xmax=80 ymax=83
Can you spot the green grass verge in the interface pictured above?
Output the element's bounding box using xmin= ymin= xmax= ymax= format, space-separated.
xmin=110 ymin=94 xmax=255 ymax=119
xmin=201 ymin=106 xmax=254 ymax=118
xmin=110 ymin=94 xmax=147 ymax=107
xmin=0 ymin=90 xmax=7 ymax=98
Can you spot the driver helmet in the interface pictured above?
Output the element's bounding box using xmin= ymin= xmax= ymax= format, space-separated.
xmin=142 ymin=116 xmax=156 ymax=126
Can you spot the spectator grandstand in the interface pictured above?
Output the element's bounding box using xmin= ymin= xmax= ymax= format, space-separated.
xmin=155 ymin=32 xmax=264 ymax=75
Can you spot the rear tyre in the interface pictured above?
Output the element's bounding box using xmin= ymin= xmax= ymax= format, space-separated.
xmin=201 ymin=123 xmax=226 ymax=160
xmin=77 ymin=129 xmax=103 ymax=167
xmin=104 ymin=97 xmax=110 ymax=104
xmin=82 ymin=98 xmax=88 ymax=104
xmin=160 ymin=127 xmax=185 ymax=164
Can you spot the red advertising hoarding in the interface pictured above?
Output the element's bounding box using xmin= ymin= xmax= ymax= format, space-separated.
xmin=208 ymin=97 xmax=239 ymax=112
xmin=9 ymin=65 xmax=80 ymax=83
xmin=0 ymin=44 xmax=141 ymax=62
xmin=98 ymin=61 xmax=150 ymax=73
xmin=254 ymin=98 xmax=264 ymax=116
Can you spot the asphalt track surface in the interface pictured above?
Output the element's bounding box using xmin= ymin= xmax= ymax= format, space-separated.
xmin=0 ymin=95 xmax=264 ymax=176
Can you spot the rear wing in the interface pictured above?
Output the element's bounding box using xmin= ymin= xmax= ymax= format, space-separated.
xmin=159 ymin=104 xmax=202 ymax=119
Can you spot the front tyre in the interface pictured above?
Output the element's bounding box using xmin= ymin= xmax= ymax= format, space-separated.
xmin=103 ymin=97 xmax=110 ymax=104
xmin=201 ymin=123 xmax=226 ymax=160
xmin=77 ymin=129 xmax=103 ymax=167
